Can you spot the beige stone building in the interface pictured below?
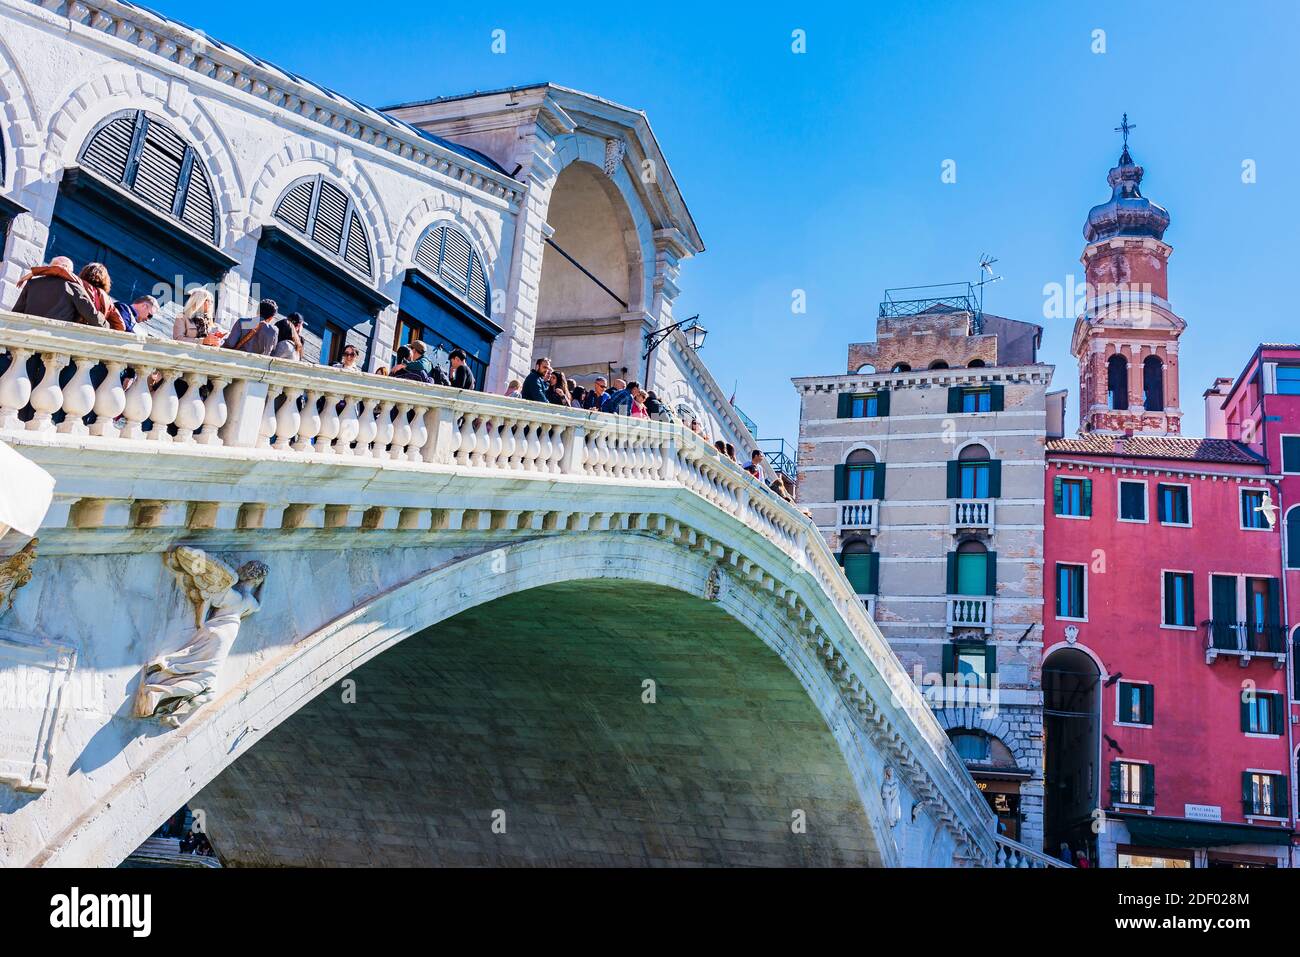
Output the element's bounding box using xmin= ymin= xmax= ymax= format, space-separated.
xmin=793 ymin=295 xmax=1059 ymax=849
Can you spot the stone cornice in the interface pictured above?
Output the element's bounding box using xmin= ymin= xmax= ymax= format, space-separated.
xmin=792 ymin=364 xmax=1056 ymax=393
xmin=21 ymin=0 xmax=524 ymax=206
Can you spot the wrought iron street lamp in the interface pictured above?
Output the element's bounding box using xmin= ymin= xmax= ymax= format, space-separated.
xmin=642 ymin=315 xmax=707 ymax=383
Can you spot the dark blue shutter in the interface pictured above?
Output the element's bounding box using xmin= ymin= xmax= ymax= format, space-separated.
xmin=833 ymin=465 xmax=848 ymax=501
xmin=1140 ymin=685 xmax=1154 ymax=725
xmin=947 ymin=462 xmax=961 ymax=498
xmin=876 ymin=389 xmax=891 ymax=416
xmin=874 ymin=463 xmax=887 ymax=499
xmin=867 ymin=552 xmax=880 ymax=594
xmin=942 ymin=643 xmax=955 ymax=677
xmin=1053 ymin=476 xmax=1064 ymax=514
xmin=1109 ymin=762 xmax=1121 ymax=803
xmin=984 ymin=643 xmax=997 ymax=675
xmin=1082 ymin=479 xmax=1093 ymax=516
xmin=989 ymin=384 xmax=1005 ymax=411
xmin=1140 ymin=765 xmax=1155 ymax=806
xmin=947 ymin=387 xmax=963 ymax=413
xmin=988 ymin=460 xmax=1002 ymax=498
xmin=946 ymin=553 xmax=958 ymax=593
xmin=984 ymin=552 xmax=998 ymax=596
xmin=837 ymin=393 xmax=852 ymax=418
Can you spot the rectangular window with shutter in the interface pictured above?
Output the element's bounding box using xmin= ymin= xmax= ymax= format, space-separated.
xmin=1157 ymin=483 xmax=1191 ymax=525
xmin=1111 ymin=761 xmax=1155 ymax=806
xmin=1243 ymin=771 xmax=1289 ymax=817
xmin=1118 ymin=480 xmax=1147 ymax=522
xmin=837 ymin=391 xmax=889 ymax=418
xmin=1054 ymin=477 xmax=1092 ymax=517
xmin=1161 ymin=571 xmax=1195 ymax=628
xmin=1116 ymin=682 xmax=1154 ymax=726
xmin=1241 ymin=691 xmax=1285 ymax=736
xmin=1283 ymin=435 xmax=1300 ymax=474
xmin=1056 ymin=563 xmax=1086 ymax=619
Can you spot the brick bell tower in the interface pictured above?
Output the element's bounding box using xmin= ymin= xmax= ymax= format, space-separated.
xmin=1071 ymin=115 xmax=1185 ymax=436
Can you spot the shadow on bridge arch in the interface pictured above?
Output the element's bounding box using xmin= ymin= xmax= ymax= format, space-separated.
xmin=43 ymin=531 xmax=902 ymax=867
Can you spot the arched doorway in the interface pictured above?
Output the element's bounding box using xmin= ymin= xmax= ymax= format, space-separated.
xmin=191 ymin=580 xmax=885 ymax=867
xmin=1043 ymin=646 xmax=1101 ymax=859
xmin=534 ymin=161 xmax=644 ymax=380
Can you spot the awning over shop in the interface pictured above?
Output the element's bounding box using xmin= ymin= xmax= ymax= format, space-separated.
xmin=1116 ymin=813 xmax=1293 ymax=848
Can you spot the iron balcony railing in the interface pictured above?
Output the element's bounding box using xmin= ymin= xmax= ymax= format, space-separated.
xmin=879 ymin=283 xmax=981 ymax=330
xmin=1204 ymin=620 xmax=1287 ymax=664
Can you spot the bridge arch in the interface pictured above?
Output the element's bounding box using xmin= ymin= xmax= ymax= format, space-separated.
xmin=36 ymin=531 xmax=939 ymax=867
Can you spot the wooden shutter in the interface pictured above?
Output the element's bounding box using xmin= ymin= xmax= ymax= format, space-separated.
xmin=132 ymin=117 xmax=187 ymax=215
xmin=1081 ymin=479 xmax=1092 ymax=516
xmin=947 ymin=461 xmax=961 ymax=498
xmin=1163 ymin=573 xmax=1176 ymax=626
xmin=989 ymin=384 xmax=1005 ymax=411
xmin=1109 ymin=762 xmax=1121 ymax=803
xmin=1284 ymin=436 xmax=1300 ymax=474
xmin=867 ymin=552 xmax=880 ymax=594
xmin=876 ymin=389 xmax=891 ymax=416
xmin=1242 ymin=772 xmax=1255 ymax=814
xmin=80 ymin=113 xmax=138 ymax=186
xmin=344 ymin=210 xmax=372 ymax=278
xmin=874 ymin=463 xmax=887 ymax=499
xmin=1140 ymin=685 xmax=1154 ymax=725
xmin=312 ymin=180 xmax=349 ymax=256
xmin=1140 ymin=765 xmax=1155 ymax=806
xmin=947 ymin=387 xmax=963 ymax=413
xmin=984 ymin=552 xmax=998 ymax=596
xmin=1275 ymin=775 xmax=1290 ymax=817
xmin=1241 ymin=693 xmax=1253 ymax=732
xmin=1270 ymin=693 xmax=1284 ymax=735
xmin=180 ymin=161 xmax=217 ymax=241
xmin=984 ymin=643 xmax=997 ymax=675
xmin=1053 ymin=476 xmax=1063 ymax=514
xmin=837 ymin=393 xmax=852 ymax=418
xmin=1212 ymin=574 xmax=1238 ymax=625
xmin=941 ymin=643 xmax=955 ymax=677
xmin=833 ymin=465 xmax=848 ymax=502
xmin=988 ymin=460 xmax=1002 ymax=498
xmin=441 ymin=228 xmax=473 ymax=295
xmin=946 ymin=553 xmax=958 ymax=594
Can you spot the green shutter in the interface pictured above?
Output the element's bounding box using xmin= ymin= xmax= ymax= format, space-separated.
xmin=1163 ymin=573 xmax=1176 ymax=626
xmin=1270 ymin=693 xmax=1284 ymax=735
xmin=1140 ymin=765 xmax=1155 ymax=806
xmin=833 ymin=465 xmax=848 ymax=502
xmin=984 ymin=643 xmax=997 ymax=675
xmin=1241 ymin=693 xmax=1252 ymax=732
xmin=1109 ymin=762 xmax=1121 ymax=803
xmin=947 ymin=387 xmax=962 ymax=413
xmin=1082 ymin=479 xmax=1093 ymax=516
xmin=984 ymin=551 xmax=998 ymax=596
xmin=988 ymin=460 xmax=1002 ymax=498
xmin=876 ymin=389 xmax=891 ymax=417
xmin=837 ymin=393 xmax=852 ymax=418
xmin=867 ymin=552 xmax=880 ymax=595
xmin=1266 ymin=578 xmax=1282 ymax=627
xmin=1140 ymin=685 xmax=1154 ymax=725
xmin=1283 ymin=436 xmax=1300 ymax=474
xmin=1242 ymin=772 xmax=1254 ymax=814
xmin=1053 ymin=476 xmax=1063 ymax=515
xmin=946 ymin=552 xmax=958 ymax=593
xmin=947 ymin=461 xmax=961 ymax=498
xmin=835 ymin=549 xmax=845 ymax=567
xmin=989 ymin=384 xmax=1005 ymax=411
xmin=942 ymin=643 xmax=955 ymax=678
xmin=1276 ymin=776 xmax=1290 ymax=817
xmin=874 ymin=462 xmax=887 ymax=499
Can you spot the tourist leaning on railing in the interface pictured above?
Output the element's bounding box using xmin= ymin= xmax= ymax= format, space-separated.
xmin=221 ymin=299 xmax=278 ymax=356
xmin=11 ymin=257 xmax=106 ymax=327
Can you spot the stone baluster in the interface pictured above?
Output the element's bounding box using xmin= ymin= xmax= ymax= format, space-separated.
xmin=498 ymin=418 xmax=518 ymax=469
xmin=28 ymin=353 xmax=70 ymax=433
xmin=470 ymin=417 xmax=490 ymax=467
xmin=173 ymin=372 xmax=207 ymax=444
xmin=548 ymin=426 xmax=565 ymax=474
xmin=390 ymin=403 xmax=412 ymax=460
xmin=146 ymin=371 xmax=180 ymax=441
xmin=0 ymin=348 xmax=33 ymax=431
xmin=55 ymin=356 xmax=96 ymax=435
xmin=119 ymin=365 xmax=154 ymax=440
xmin=258 ymin=385 xmax=282 ymax=448
xmin=524 ymin=423 xmax=542 ymax=471
xmin=536 ymin=424 xmax=554 ymax=472
xmin=294 ymin=390 xmax=322 ymax=453
xmin=453 ymin=414 xmax=474 ymax=465
xmin=334 ymin=396 xmax=360 ymax=454
xmin=406 ymin=404 xmax=428 ymax=463
xmin=274 ymin=386 xmax=301 ymax=450
xmin=318 ymin=393 xmax=342 ymax=453
xmin=485 ymin=416 xmax=504 ymax=468
xmin=196 ymin=376 xmax=229 ymax=445
xmin=372 ymin=401 xmax=394 ymax=459
xmin=88 ymin=360 xmax=126 ymax=438
xmin=354 ymin=398 xmax=378 ymax=455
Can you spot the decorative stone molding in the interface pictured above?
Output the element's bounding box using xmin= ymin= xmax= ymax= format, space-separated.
xmin=0 ymin=625 xmax=76 ymax=792
xmin=0 ymin=538 xmax=36 ymax=611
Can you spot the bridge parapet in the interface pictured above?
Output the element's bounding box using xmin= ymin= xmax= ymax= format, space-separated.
xmin=0 ymin=312 xmax=1001 ymax=866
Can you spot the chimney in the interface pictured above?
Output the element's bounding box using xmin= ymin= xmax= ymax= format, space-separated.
xmin=1203 ymin=377 xmax=1234 ymax=439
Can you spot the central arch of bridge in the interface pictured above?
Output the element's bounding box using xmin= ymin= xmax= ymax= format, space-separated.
xmin=194 ymin=579 xmax=881 ymax=867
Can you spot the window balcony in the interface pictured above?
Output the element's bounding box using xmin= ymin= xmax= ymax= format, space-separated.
xmin=1204 ymin=621 xmax=1287 ymax=667
xmin=950 ymin=498 xmax=995 ymax=533
xmin=947 ymin=596 xmax=992 ymax=633
xmin=837 ymin=500 xmax=879 ymax=534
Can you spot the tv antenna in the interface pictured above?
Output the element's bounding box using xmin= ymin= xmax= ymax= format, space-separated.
xmin=975 ymin=253 xmax=1003 ymax=317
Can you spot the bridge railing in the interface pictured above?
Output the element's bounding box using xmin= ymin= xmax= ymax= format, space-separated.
xmin=993 ymin=835 xmax=1071 ymax=868
xmin=0 ymin=312 xmax=997 ymax=860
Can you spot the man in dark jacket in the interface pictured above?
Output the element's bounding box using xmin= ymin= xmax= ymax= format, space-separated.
xmin=449 ymin=348 xmax=476 ymax=391
xmin=222 ymin=299 xmax=279 ymax=355
xmin=603 ymin=380 xmax=639 ymax=415
xmin=583 ymin=376 xmax=610 ymax=411
xmin=521 ymin=357 xmax=551 ymax=403
xmin=12 ymin=257 xmax=106 ymax=327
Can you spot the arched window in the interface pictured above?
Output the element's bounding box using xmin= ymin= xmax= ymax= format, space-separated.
xmin=843 ymin=449 xmax=878 ymax=500
xmin=1107 ymin=354 xmax=1128 ymax=410
xmin=414 ymin=223 xmax=491 ymax=317
xmin=1287 ymin=506 xmax=1300 ymax=570
xmin=274 ymin=175 xmax=373 ymax=278
xmin=856 ymin=363 xmax=876 ymax=374
xmin=952 ymin=443 xmax=996 ymax=499
xmin=950 ymin=731 xmax=991 ymax=763
xmin=1143 ymin=355 xmax=1165 ymax=411
xmin=891 ymin=362 xmax=912 ymax=373
xmin=929 ymin=360 xmax=950 ymax=370
xmin=967 ymin=359 xmax=986 ymax=368
xmin=951 ymin=539 xmax=992 ymax=596
xmin=79 ymin=110 xmax=218 ymax=241
xmin=839 ymin=538 xmax=877 ymax=596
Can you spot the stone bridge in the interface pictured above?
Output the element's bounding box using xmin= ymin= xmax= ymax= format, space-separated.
xmin=0 ymin=313 xmax=1053 ymax=867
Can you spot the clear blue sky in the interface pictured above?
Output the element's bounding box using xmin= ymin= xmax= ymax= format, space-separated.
xmin=159 ymin=0 xmax=1299 ymax=443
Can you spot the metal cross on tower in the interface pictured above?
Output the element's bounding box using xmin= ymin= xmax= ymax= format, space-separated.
xmin=1114 ymin=112 xmax=1136 ymax=148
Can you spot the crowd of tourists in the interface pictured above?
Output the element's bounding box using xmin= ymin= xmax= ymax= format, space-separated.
xmin=8 ymin=255 xmax=799 ymax=503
